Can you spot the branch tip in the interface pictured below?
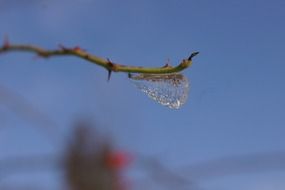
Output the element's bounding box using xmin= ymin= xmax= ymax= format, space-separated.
xmin=188 ymin=51 xmax=199 ymax=61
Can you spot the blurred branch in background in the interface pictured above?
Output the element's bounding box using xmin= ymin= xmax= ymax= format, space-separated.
xmin=135 ymin=157 xmax=198 ymax=190
xmin=0 ymin=84 xmax=284 ymax=189
xmin=136 ymin=151 xmax=285 ymax=189
xmin=0 ymin=154 xmax=57 ymax=181
xmin=0 ymin=119 xmax=285 ymax=189
xmin=0 ymin=84 xmax=59 ymax=142
xmin=180 ymin=151 xmax=285 ymax=180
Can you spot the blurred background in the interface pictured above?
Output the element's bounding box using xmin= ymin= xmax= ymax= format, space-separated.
xmin=0 ymin=0 xmax=285 ymax=189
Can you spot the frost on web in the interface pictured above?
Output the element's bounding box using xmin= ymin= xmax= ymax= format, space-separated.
xmin=129 ymin=73 xmax=190 ymax=109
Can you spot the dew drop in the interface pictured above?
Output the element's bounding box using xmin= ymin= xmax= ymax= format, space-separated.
xmin=129 ymin=73 xmax=190 ymax=109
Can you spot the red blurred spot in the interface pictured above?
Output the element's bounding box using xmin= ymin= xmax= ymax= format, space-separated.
xmin=105 ymin=151 xmax=133 ymax=170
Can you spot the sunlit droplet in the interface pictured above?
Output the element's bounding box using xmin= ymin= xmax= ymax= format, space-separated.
xmin=129 ymin=73 xmax=190 ymax=109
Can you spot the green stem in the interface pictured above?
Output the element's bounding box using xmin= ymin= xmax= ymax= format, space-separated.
xmin=0 ymin=43 xmax=199 ymax=74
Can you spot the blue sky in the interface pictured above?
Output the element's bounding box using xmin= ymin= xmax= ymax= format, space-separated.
xmin=0 ymin=0 xmax=285 ymax=189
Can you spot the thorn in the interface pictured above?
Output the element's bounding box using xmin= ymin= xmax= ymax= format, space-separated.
xmin=107 ymin=70 xmax=112 ymax=81
xmin=162 ymin=58 xmax=173 ymax=68
xmin=107 ymin=58 xmax=112 ymax=64
xmin=162 ymin=63 xmax=168 ymax=68
xmin=106 ymin=58 xmax=114 ymax=81
xmin=188 ymin=51 xmax=199 ymax=60
xmin=106 ymin=58 xmax=115 ymax=68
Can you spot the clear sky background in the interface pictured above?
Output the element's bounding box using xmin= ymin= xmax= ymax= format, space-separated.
xmin=0 ymin=0 xmax=285 ymax=189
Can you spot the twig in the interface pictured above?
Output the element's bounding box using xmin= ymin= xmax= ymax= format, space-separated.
xmin=0 ymin=84 xmax=60 ymax=144
xmin=0 ymin=154 xmax=58 ymax=181
xmin=0 ymin=41 xmax=199 ymax=74
xmin=180 ymin=151 xmax=285 ymax=180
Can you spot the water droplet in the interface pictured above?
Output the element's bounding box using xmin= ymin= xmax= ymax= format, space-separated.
xmin=129 ymin=73 xmax=190 ymax=109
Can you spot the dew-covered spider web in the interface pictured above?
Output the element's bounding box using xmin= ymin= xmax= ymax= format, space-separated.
xmin=129 ymin=73 xmax=190 ymax=109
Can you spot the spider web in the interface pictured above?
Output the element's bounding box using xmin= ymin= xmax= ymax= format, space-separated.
xmin=129 ymin=73 xmax=190 ymax=109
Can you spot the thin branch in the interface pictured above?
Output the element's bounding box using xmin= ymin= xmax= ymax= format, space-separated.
xmin=0 ymin=84 xmax=60 ymax=144
xmin=0 ymin=41 xmax=199 ymax=74
xmin=180 ymin=151 xmax=285 ymax=180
